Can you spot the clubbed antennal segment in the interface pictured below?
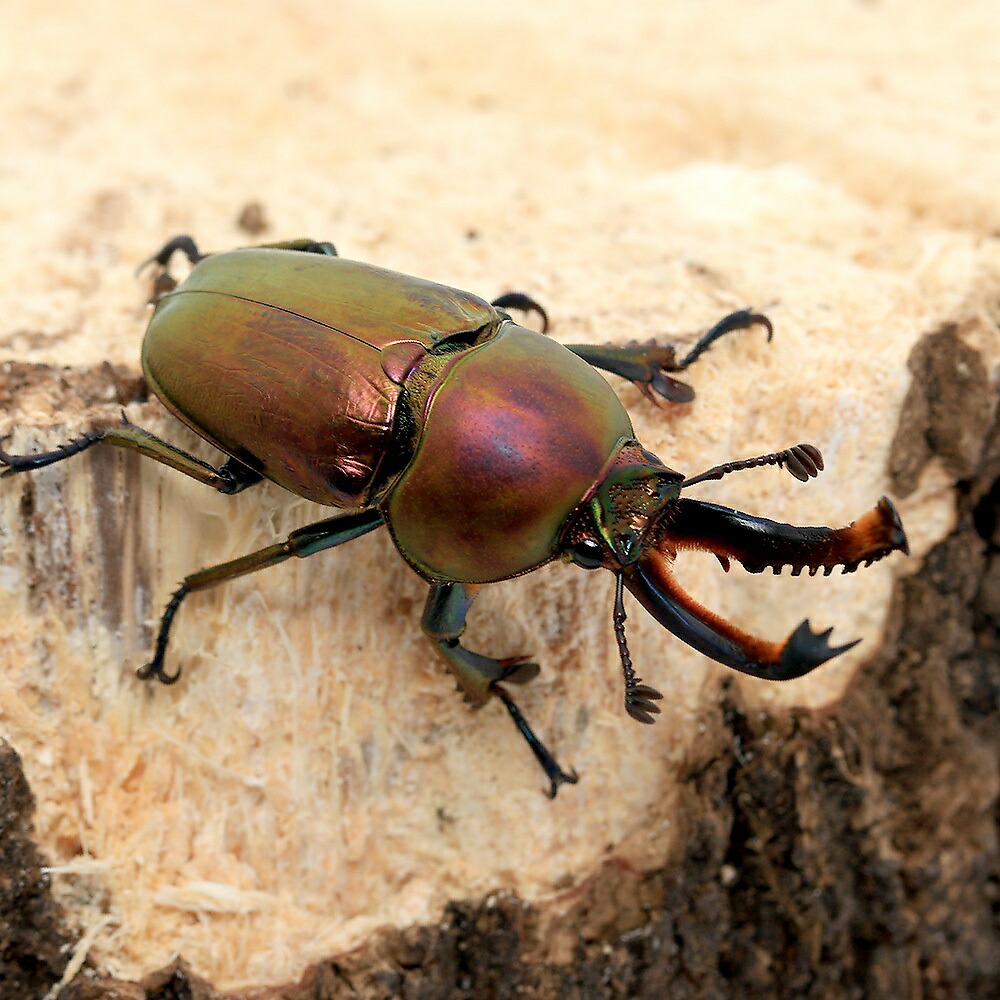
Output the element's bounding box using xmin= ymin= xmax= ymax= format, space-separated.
xmin=682 ymin=443 xmax=824 ymax=490
xmin=614 ymin=573 xmax=664 ymax=723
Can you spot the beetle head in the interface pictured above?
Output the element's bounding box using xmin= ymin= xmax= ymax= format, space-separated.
xmin=582 ymin=453 xmax=684 ymax=567
xmin=562 ymin=440 xmax=909 ymax=722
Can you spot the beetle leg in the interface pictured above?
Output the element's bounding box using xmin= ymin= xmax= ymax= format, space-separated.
xmin=421 ymin=583 xmax=537 ymax=703
xmin=138 ymin=235 xmax=205 ymax=273
xmin=141 ymin=235 xmax=338 ymax=268
xmin=564 ymin=309 xmax=773 ymax=404
xmin=252 ymin=238 xmax=338 ymax=257
xmin=134 ymin=236 xmax=208 ymax=299
xmin=137 ymin=236 xmax=338 ymax=297
xmin=0 ymin=419 xmax=264 ymax=495
xmin=491 ymin=686 xmax=579 ymax=799
xmin=421 ymin=582 xmax=578 ymax=797
xmin=491 ymin=292 xmax=549 ymax=333
xmin=138 ymin=509 xmax=384 ymax=684
xmin=673 ymin=308 xmax=774 ymax=369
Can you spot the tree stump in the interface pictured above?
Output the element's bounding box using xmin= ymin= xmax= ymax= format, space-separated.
xmin=1 ymin=3 xmax=998 ymax=998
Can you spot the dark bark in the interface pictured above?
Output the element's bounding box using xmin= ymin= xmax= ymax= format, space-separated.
xmin=0 ymin=743 xmax=73 ymax=1000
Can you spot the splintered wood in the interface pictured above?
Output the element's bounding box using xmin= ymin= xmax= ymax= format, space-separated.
xmin=1 ymin=0 xmax=999 ymax=991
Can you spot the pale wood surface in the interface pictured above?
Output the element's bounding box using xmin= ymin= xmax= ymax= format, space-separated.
xmin=0 ymin=0 xmax=998 ymax=990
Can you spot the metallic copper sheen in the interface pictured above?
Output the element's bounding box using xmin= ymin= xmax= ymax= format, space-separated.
xmin=142 ymin=249 xmax=497 ymax=507
xmin=387 ymin=325 xmax=635 ymax=582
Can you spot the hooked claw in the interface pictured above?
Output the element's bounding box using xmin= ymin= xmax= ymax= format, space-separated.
xmin=135 ymin=234 xmax=203 ymax=277
xmin=136 ymin=658 xmax=183 ymax=685
xmin=490 ymin=292 xmax=550 ymax=334
xmin=492 ymin=684 xmax=579 ymax=798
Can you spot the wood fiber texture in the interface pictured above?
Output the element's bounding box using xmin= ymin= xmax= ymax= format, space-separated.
xmin=1 ymin=1 xmax=999 ymax=998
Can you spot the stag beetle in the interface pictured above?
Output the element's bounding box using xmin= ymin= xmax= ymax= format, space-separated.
xmin=1 ymin=237 xmax=908 ymax=795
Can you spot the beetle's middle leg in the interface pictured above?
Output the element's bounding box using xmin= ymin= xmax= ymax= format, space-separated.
xmin=491 ymin=293 xmax=549 ymax=333
xmin=422 ymin=582 xmax=578 ymax=797
xmin=139 ymin=509 xmax=384 ymax=684
xmin=253 ymin=238 xmax=339 ymax=257
xmin=0 ymin=418 xmax=264 ymax=495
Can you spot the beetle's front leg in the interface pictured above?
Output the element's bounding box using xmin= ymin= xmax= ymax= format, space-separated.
xmin=421 ymin=583 xmax=540 ymax=703
xmin=421 ymin=582 xmax=578 ymax=797
xmin=491 ymin=292 xmax=549 ymax=333
xmin=565 ymin=308 xmax=773 ymax=404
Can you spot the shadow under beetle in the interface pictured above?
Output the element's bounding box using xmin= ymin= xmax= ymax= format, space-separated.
xmin=1 ymin=237 xmax=909 ymax=796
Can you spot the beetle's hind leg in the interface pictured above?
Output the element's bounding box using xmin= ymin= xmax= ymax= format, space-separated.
xmin=140 ymin=235 xmax=205 ymax=272
xmin=0 ymin=416 xmax=263 ymax=495
xmin=564 ymin=308 xmax=773 ymax=404
xmin=422 ymin=582 xmax=578 ymax=797
xmin=138 ymin=236 xmax=338 ymax=299
xmin=255 ymin=238 xmax=338 ymax=257
xmin=140 ymin=509 xmax=384 ymax=683
xmin=141 ymin=235 xmax=339 ymax=270
xmin=135 ymin=236 xmax=209 ymax=299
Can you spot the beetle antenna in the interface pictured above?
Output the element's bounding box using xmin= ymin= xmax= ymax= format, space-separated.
xmin=681 ymin=443 xmax=824 ymax=490
xmin=614 ymin=573 xmax=663 ymax=724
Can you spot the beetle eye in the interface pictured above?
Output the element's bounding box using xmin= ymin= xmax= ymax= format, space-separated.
xmin=568 ymin=539 xmax=604 ymax=570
